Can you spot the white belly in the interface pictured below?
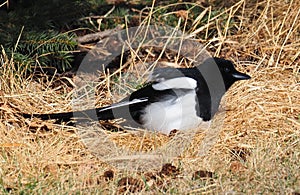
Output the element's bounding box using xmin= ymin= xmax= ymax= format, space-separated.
xmin=141 ymin=91 xmax=209 ymax=135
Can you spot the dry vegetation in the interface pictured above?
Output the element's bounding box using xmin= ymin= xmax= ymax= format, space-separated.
xmin=0 ymin=0 xmax=300 ymax=194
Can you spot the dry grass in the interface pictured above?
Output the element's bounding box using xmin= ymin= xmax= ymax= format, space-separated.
xmin=0 ymin=0 xmax=300 ymax=194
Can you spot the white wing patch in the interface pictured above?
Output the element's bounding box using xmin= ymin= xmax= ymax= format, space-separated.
xmin=100 ymin=98 xmax=148 ymax=111
xmin=152 ymin=77 xmax=197 ymax=90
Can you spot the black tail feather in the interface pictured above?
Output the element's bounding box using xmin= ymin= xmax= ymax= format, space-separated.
xmin=22 ymin=106 xmax=117 ymax=123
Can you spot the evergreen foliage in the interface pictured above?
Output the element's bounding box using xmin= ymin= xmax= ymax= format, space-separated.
xmin=0 ymin=0 xmax=92 ymax=73
xmin=13 ymin=31 xmax=77 ymax=72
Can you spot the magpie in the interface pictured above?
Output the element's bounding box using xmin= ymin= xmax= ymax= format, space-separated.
xmin=22 ymin=57 xmax=251 ymax=135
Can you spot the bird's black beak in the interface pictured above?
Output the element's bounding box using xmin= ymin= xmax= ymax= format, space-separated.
xmin=232 ymin=71 xmax=251 ymax=80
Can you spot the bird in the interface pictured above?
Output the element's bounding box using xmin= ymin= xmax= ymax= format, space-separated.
xmin=22 ymin=57 xmax=251 ymax=135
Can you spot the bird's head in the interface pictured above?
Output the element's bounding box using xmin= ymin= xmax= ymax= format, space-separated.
xmin=213 ymin=58 xmax=251 ymax=90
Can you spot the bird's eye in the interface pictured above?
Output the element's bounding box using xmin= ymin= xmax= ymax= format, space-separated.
xmin=224 ymin=67 xmax=230 ymax=73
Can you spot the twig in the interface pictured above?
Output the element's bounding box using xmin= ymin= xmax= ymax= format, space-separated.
xmin=75 ymin=25 xmax=123 ymax=44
